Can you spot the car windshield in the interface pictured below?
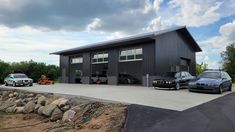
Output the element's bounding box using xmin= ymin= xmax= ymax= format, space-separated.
xmin=13 ymin=74 xmax=28 ymax=78
xmin=162 ymin=72 xmax=176 ymax=77
xmin=199 ymin=72 xmax=220 ymax=79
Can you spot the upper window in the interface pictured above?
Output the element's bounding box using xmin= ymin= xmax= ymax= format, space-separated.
xmin=71 ymin=57 xmax=83 ymax=64
xmin=92 ymin=52 xmax=108 ymax=64
xmin=119 ymin=48 xmax=143 ymax=62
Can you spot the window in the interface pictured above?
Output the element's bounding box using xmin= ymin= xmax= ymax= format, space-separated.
xmin=119 ymin=48 xmax=143 ymax=62
xmin=92 ymin=52 xmax=108 ymax=64
xmin=71 ymin=57 xmax=83 ymax=64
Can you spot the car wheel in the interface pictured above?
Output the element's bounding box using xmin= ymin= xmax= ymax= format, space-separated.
xmin=13 ymin=82 xmax=16 ymax=87
xmin=218 ymin=85 xmax=223 ymax=94
xmin=29 ymin=83 xmax=33 ymax=86
xmin=228 ymin=84 xmax=232 ymax=91
xmin=4 ymin=81 xmax=8 ymax=86
xmin=175 ymin=83 xmax=180 ymax=90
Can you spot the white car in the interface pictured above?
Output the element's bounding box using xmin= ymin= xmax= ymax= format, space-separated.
xmin=4 ymin=73 xmax=33 ymax=87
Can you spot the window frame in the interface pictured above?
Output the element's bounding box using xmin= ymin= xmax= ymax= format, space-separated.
xmin=92 ymin=52 xmax=109 ymax=64
xmin=119 ymin=47 xmax=143 ymax=62
xmin=71 ymin=57 xmax=83 ymax=64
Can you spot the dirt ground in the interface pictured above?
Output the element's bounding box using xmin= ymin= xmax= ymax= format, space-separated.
xmin=0 ymin=105 xmax=126 ymax=132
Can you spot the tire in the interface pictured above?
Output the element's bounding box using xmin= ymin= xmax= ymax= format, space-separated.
xmin=228 ymin=84 xmax=232 ymax=91
xmin=4 ymin=81 xmax=8 ymax=86
xmin=29 ymin=83 xmax=33 ymax=86
xmin=218 ymin=85 xmax=223 ymax=94
xmin=13 ymin=82 xmax=16 ymax=87
xmin=175 ymin=83 xmax=180 ymax=90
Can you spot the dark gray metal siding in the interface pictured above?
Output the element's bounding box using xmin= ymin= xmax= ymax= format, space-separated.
xmin=154 ymin=31 xmax=196 ymax=76
xmin=59 ymin=55 xmax=69 ymax=83
xmin=143 ymin=43 xmax=155 ymax=76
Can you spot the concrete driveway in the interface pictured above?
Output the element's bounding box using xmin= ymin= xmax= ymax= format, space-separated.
xmin=0 ymin=83 xmax=233 ymax=111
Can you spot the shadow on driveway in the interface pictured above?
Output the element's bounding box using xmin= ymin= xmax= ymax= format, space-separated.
xmin=124 ymin=92 xmax=235 ymax=132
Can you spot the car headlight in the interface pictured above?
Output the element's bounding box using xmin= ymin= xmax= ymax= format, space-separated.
xmin=189 ymin=82 xmax=195 ymax=85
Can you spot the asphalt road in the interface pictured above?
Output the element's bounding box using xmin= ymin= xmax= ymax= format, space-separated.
xmin=124 ymin=92 xmax=235 ymax=132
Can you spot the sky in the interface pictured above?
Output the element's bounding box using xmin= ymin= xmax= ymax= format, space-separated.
xmin=0 ymin=0 xmax=235 ymax=68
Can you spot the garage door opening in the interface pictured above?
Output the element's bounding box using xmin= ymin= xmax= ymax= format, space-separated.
xmin=91 ymin=52 xmax=108 ymax=84
xmin=118 ymin=48 xmax=143 ymax=85
xmin=69 ymin=57 xmax=83 ymax=84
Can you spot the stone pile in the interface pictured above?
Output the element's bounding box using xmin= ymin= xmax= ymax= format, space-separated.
xmin=0 ymin=90 xmax=112 ymax=123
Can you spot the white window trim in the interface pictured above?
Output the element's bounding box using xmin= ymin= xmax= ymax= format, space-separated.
xmin=119 ymin=47 xmax=143 ymax=62
xmin=92 ymin=52 xmax=108 ymax=64
xmin=119 ymin=58 xmax=143 ymax=62
xmin=71 ymin=57 xmax=83 ymax=64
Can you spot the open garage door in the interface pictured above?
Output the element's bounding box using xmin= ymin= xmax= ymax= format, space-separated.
xmin=91 ymin=52 xmax=108 ymax=84
xmin=118 ymin=61 xmax=142 ymax=85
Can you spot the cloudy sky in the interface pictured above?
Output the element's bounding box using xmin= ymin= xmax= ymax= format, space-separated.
xmin=0 ymin=0 xmax=235 ymax=68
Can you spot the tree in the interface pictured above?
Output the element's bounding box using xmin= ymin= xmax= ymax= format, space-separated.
xmin=196 ymin=62 xmax=208 ymax=76
xmin=221 ymin=42 xmax=235 ymax=82
xmin=0 ymin=60 xmax=11 ymax=83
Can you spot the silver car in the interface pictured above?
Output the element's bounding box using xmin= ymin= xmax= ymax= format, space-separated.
xmin=4 ymin=73 xmax=33 ymax=87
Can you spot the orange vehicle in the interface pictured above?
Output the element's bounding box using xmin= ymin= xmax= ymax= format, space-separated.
xmin=38 ymin=75 xmax=54 ymax=85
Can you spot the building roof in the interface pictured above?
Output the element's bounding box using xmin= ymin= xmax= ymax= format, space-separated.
xmin=51 ymin=26 xmax=202 ymax=55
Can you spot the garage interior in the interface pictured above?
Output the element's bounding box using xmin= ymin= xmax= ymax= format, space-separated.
xmin=91 ymin=52 xmax=108 ymax=84
xmin=69 ymin=57 xmax=83 ymax=83
xmin=118 ymin=48 xmax=143 ymax=85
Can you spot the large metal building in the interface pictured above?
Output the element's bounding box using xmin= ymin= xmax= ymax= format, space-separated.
xmin=52 ymin=26 xmax=202 ymax=86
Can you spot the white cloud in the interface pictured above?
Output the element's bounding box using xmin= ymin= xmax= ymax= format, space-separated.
xmin=165 ymin=0 xmax=223 ymax=27
xmin=143 ymin=16 xmax=166 ymax=32
xmin=197 ymin=20 xmax=235 ymax=68
xmin=86 ymin=18 xmax=102 ymax=31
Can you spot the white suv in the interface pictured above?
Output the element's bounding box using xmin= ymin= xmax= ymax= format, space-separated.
xmin=4 ymin=73 xmax=33 ymax=87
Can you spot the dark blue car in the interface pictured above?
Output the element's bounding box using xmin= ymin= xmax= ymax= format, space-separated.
xmin=189 ymin=70 xmax=232 ymax=94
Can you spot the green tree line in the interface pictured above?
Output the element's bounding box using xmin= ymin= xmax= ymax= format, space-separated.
xmin=0 ymin=60 xmax=59 ymax=83
xmin=221 ymin=42 xmax=235 ymax=82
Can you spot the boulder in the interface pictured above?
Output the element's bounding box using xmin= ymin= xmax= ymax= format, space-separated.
xmin=62 ymin=110 xmax=76 ymax=122
xmin=2 ymin=91 xmax=10 ymax=100
xmin=37 ymin=95 xmax=46 ymax=105
xmin=8 ymin=93 xmax=14 ymax=98
xmin=14 ymin=99 xmax=25 ymax=106
xmin=18 ymin=93 xmax=26 ymax=99
xmin=0 ymin=101 xmax=15 ymax=111
xmin=42 ymin=104 xmax=57 ymax=117
xmin=51 ymin=98 xmax=68 ymax=108
xmin=5 ymin=105 xmax=16 ymax=113
xmin=38 ymin=106 xmax=45 ymax=115
xmin=23 ymin=100 xmax=36 ymax=113
xmin=34 ymin=103 xmax=42 ymax=111
xmin=50 ymin=107 xmax=63 ymax=121
xmin=13 ymin=92 xmax=18 ymax=97
xmin=15 ymin=107 xmax=24 ymax=113
xmin=27 ymin=93 xmax=34 ymax=98
xmin=61 ymin=105 xmax=71 ymax=112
